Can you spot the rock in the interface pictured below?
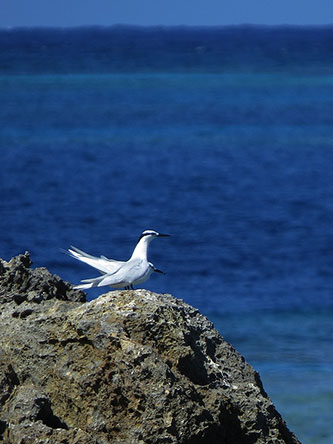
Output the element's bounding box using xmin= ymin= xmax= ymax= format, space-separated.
xmin=0 ymin=252 xmax=85 ymax=305
xmin=0 ymin=253 xmax=300 ymax=444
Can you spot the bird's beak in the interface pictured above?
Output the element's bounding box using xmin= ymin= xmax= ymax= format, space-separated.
xmin=154 ymin=268 xmax=165 ymax=274
xmin=158 ymin=233 xmax=170 ymax=237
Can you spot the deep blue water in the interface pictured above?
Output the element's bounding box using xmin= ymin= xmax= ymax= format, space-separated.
xmin=1 ymin=26 xmax=333 ymax=443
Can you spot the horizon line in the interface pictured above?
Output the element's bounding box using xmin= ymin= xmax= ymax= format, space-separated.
xmin=1 ymin=23 xmax=333 ymax=31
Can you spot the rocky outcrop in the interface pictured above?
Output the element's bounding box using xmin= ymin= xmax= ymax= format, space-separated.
xmin=0 ymin=253 xmax=300 ymax=444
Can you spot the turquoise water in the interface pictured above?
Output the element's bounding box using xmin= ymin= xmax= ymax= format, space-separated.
xmin=1 ymin=26 xmax=333 ymax=442
xmin=211 ymin=310 xmax=333 ymax=443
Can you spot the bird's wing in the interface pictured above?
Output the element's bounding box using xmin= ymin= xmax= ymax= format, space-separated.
xmin=67 ymin=246 xmax=124 ymax=274
xmin=78 ymin=274 xmax=108 ymax=288
xmin=94 ymin=259 xmax=145 ymax=287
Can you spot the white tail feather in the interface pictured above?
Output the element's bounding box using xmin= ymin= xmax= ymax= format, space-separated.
xmin=74 ymin=282 xmax=94 ymax=290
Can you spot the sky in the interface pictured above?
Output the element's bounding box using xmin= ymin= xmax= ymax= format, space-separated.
xmin=1 ymin=0 xmax=333 ymax=28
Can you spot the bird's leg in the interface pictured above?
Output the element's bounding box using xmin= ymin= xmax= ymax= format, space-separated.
xmin=125 ymin=285 xmax=129 ymax=290
xmin=130 ymin=284 xmax=134 ymax=290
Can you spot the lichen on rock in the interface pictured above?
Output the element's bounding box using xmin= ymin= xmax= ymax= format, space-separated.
xmin=0 ymin=253 xmax=300 ymax=444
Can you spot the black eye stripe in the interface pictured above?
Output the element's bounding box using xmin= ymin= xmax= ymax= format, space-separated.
xmin=137 ymin=232 xmax=156 ymax=242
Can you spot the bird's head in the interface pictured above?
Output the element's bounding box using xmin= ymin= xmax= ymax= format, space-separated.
xmin=138 ymin=230 xmax=170 ymax=243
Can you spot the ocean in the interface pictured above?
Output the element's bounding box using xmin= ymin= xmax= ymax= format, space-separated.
xmin=1 ymin=25 xmax=333 ymax=443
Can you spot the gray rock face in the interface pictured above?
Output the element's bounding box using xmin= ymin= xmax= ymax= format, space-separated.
xmin=0 ymin=253 xmax=300 ymax=444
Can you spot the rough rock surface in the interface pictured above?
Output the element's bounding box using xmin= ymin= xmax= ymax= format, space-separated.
xmin=0 ymin=253 xmax=300 ymax=444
